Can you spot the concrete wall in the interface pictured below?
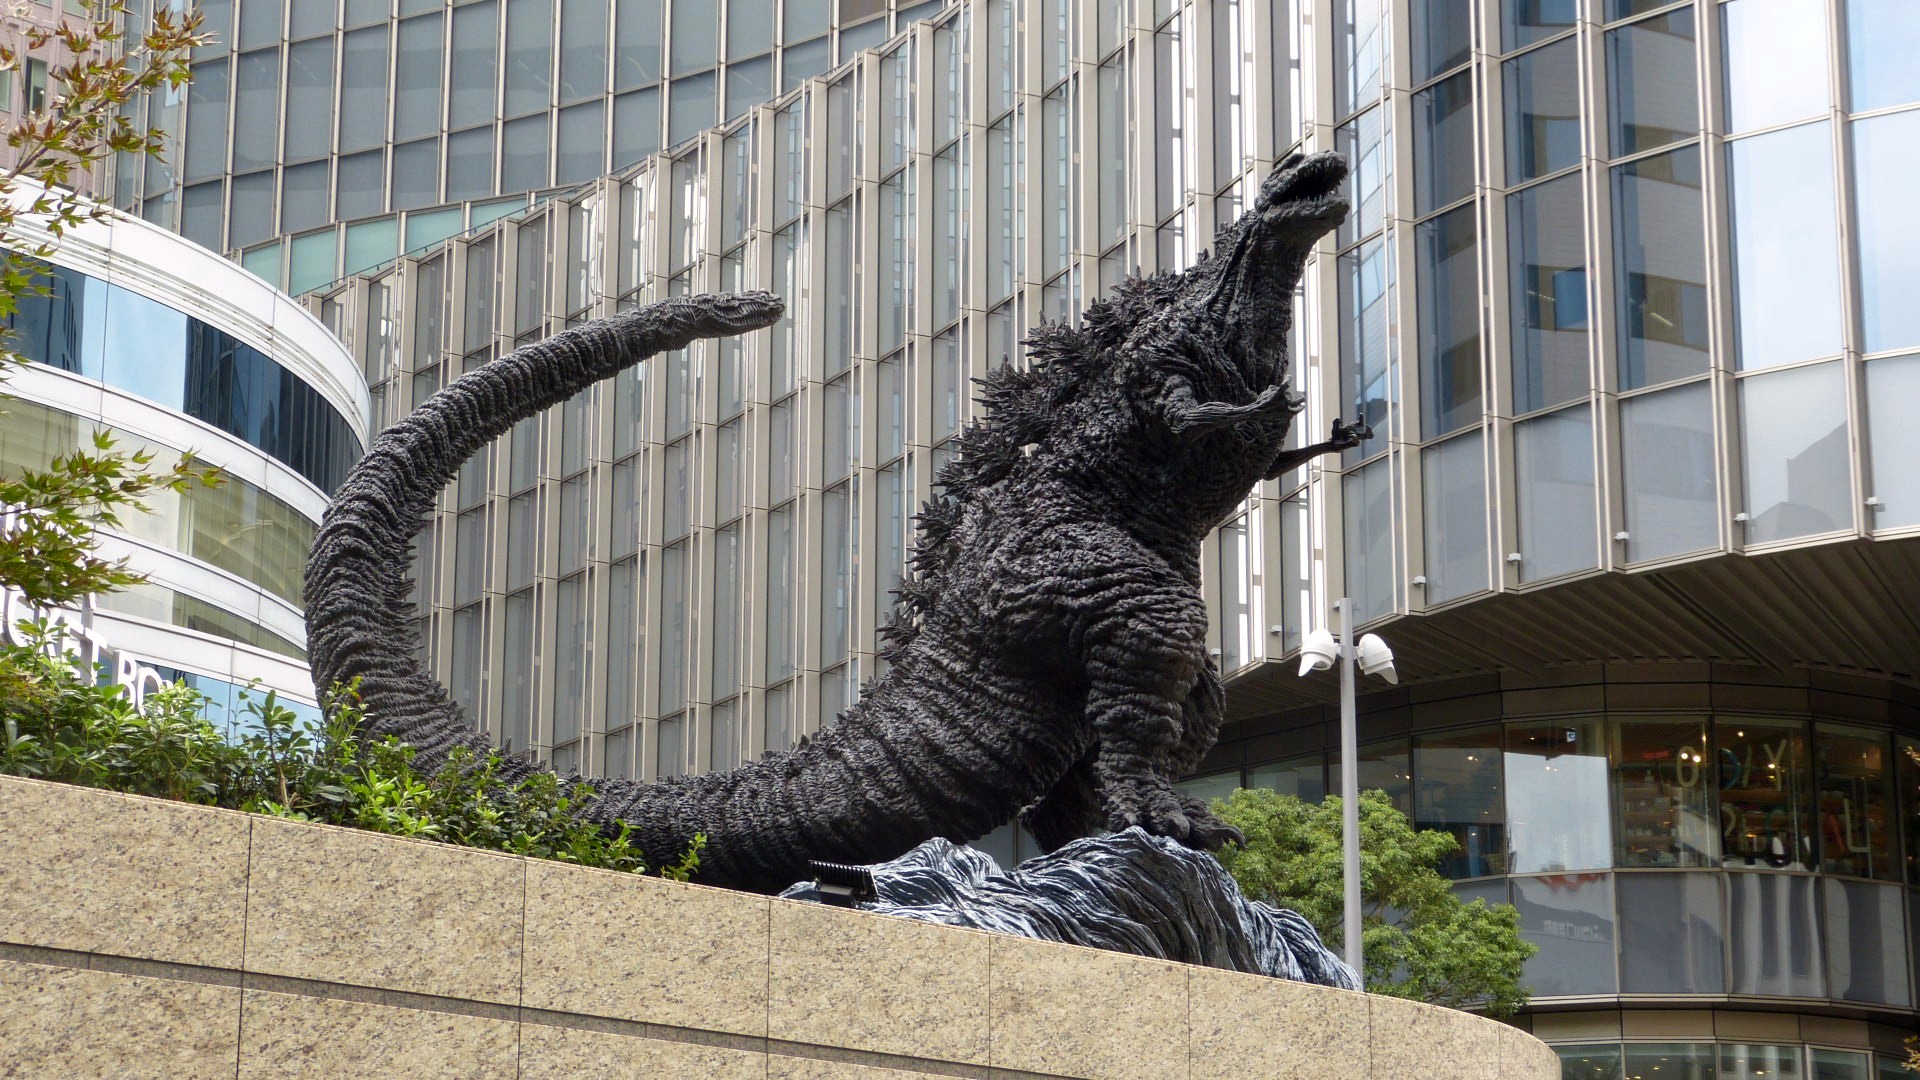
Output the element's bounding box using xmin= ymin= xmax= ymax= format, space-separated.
xmin=0 ymin=775 xmax=1559 ymax=1079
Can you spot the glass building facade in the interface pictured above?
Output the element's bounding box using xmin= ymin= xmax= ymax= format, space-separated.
xmin=4 ymin=197 xmax=364 ymax=724
xmin=267 ymin=0 xmax=1920 ymax=1070
xmin=114 ymin=0 xmax=956 ymax=294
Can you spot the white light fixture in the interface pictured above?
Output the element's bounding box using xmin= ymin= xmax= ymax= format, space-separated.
xmin=1356 ymin=633 xmax=1397 ymax=683
xmin=1297 ymin=627 xmax=1339 ymax=676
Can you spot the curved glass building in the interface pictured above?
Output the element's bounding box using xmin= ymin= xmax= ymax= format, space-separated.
xmin=3 ymin=195 xmax=368 ymax=728
xmin=192 ymin=0 xmax=1918 ymax=1071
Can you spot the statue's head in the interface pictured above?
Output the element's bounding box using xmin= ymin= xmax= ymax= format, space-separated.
xmin=1181 ymin=151 xmax=1349 ymax=380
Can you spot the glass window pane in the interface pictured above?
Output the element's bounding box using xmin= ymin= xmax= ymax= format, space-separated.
xmin=1336 ymin=106 xmax=1389 ymax=248
xmin=446 ymin=126 xmax=497 ymax=201
xmin=1339 ymin=236 xmax=1393 ymax=463
xmin=1504 ymin=38 xmax=1580 ymax=184
xmin=1507 ymin=719 xmax=1611 ymax=872
xmin=1739 ymin=361 xmax=1851 ymax=544
xmin=1721 ymin=1045 xmax=1807 ymax=1080
xmin=559 ymin=0 xmax=609 ymax=101
xmin=1514 ymin=407 xmax=1596 ymax=582
xmin=1613 ymin=146 xmax=1708 ymax=389
xmin=1331 ymin=738 xmax=1411 ymax=815
xmin=783 ymin=35 xmax=832 ymax=89
xmin=1342 ymin=456 xmax=1396 ymax=624
xmin=1729 ymin=122 xmax=1843 ymax=370
xmin=1413 ymin=725 xmax=1505 ymax=878
xmin=227 ymin=171 xmax=275 ymax=248
xmin=785 ymin=0 xmax=829 ymax=41
xmin=765 ymin=509 xmax=793 ymax=681
xmin=1812 ymin=1051 xmax=1871 ymax=1080
xmin=1607 ymin=6 xmax=1696 ymax=157
xmin=556 ymin=100 xmax=606 ymax=184
xmin=100 ymin=285 xmax=189 ymax=407
xmin=1722 ymin=0 xmax=1830 ymax=134
xmin=612 ymin=87 xmax=662 ymax=169
xmin=671 ymin=0 xmax=718 ymax=72
xmin=231 ymin=49 xmax=279 ymax=173
xmin=1851 ymin=111 xmax=1920 ymax=354
xmin=1555 ymin=1045 xmax=1624 ymax=1080
xmin=1847 ymin=0 xmax=1920 ymax=112
xmin=505 ymin=0 xmax=553 ymax=115
xmin=1823 ymin=879 xmax=1911 ymax=1006
xmin=1421 ymin=431 xmax=1488 ymax=604
xmin=392 ymin=139 xmax=440 ymax=210
xmin=282 ymin=40 xmax=332 ymax=161
xmin=1618 ymin=875 xmax=1725 ymax=993
xmin=1335 ymin=0 xmax=1382 ymax=120
xmin=615 ymin=0 xmax=662 ymax=87
xmin=1901 ymin=735 xmax=1920 ymax=890
xmin=1817 ymin=725 xmax=1899 ymax=880
xmin=725 ymin=56 xmax=772 ymax=120
xmin=338 ymin=148 xmax=386 ymax=220
xmin=1513 ymin=873 xmax=1617 ymax=996
xmin=1502 ymin=0 xmax=1575 ymax=52
xmin=184 ymin=58 xmax=229 ymax=181
xmin=1728 ymin=872 xmax=1824 ymax=996
xmin=1865 ymin=356 xmax=1920 ymax=527
xmin=1417 ymin=204 xmax=1481 ymax=439
xmin=340 ymin=26 xmax=390 ymax=153
xmin=1247 ymin=755 xmax=1326 ymax=802
xmin=729 ymin=0 xmax=773 ymax=59
xmin=1508 ymin=173 xmax=1588 ymax=413
xmin=281 ymin=161 xmax=328 ymax=233
xmin=396 ymin=14 xmax=446 ymax=141
xmin=450 ymin=0 xmax=500 ymax=129
xmin=1414 ymin=69 xmax=1474 ymax=215
xmin=1613 ymin=716 xmax=1714 ymax=867
xmin=1718 ymin=719 xmax=1814 ymax=869
xmin=658 ymin=543 xmax=687 ymax=713
xmin=1621 ymin=382 xmax=1716 ymax=562
xmin=1410 ymin=0 xmax=1470 ymax=82
xmin=501 ymin=113 xmax=550 ymax=192
xmin=668 ymin=72 xmax=716 ymax=146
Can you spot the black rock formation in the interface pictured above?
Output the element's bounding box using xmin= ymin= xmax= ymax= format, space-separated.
xmin=780 ymin=828 xmax=1361 ymax=990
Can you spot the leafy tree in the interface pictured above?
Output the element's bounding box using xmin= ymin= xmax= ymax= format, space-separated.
xmin=0 ymin=1 xmax=215 ymax=607
xmin=1905 ymin=1035 xmax=1917 ymax=1074
xmin=1212 ymin=787 xmax=1537 ymax=1016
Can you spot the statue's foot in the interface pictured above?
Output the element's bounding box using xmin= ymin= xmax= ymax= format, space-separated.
xmin=1104 ymin=782 xmax=1245 ymax=851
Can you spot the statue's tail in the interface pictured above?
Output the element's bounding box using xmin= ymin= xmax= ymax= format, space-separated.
xmin=304 ymin=291 xmax=1058 ymax=892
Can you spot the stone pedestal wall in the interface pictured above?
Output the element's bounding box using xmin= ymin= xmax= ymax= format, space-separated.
xmin=0 ymin=775 xmax=1560 ymax=1079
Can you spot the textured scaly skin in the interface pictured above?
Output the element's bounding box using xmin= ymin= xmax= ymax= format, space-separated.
xmin=304 ymin=153 xmax=1359 ymax=892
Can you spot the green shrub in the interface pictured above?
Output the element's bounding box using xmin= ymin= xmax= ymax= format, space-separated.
xmin=0 ymin=620 xmax=703 ymax=879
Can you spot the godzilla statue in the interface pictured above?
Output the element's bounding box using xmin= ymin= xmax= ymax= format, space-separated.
xmin=304 ymin=150 xmax=1363 ymax=894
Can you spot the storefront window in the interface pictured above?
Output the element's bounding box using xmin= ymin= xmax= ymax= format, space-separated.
xmin=1901 ymin=737 xmax=1920 ymax=883
xmin=1720 ymin=1044 xmax=1806 ymax=1080
xmin=1554 ymin=1044 xmax=1621 ymax=1080
xmin=1248 ymin=754 xmax=1327 ymax=802
xmin=1717 ymin=719 xmax=1813 ymax=870
xmin=1507 ymin=718 xmax=1611 ymax=873
xmin=1810 ymin=1050 xmax=1870 ymax=1080
xmin=1414 ymin=726 xmax=1506 ymax=878
xmin=1614 ymin=716 xmax=1715 ymax=867
xmin=1625 ymin=1043 xmax=1717 ymax=1080
xmin=1513 ymin=873 xmax=1617 ymax=996
xmin=1815 ymin=725 xmax=1897 ymax=880
xmin=1619 ymin=873 xmax=1725 ymax=992
xmin=1333 ymin=737 xmax=1411 ymax=815
xmin=1727 ymin=872 xmax=1824 ymax=997
xmin=1175 ymin=770 xmax=1241 ymax=806
xmin=1822 ymin=878 xmax=1912 ymax=1007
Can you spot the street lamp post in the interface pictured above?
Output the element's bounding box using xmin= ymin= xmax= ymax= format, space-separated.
xmin=1298 ymin=597 xmax=1396 ymax=981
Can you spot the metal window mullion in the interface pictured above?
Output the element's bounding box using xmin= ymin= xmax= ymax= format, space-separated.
xmin=1696 ymin=0 xmax=1740 ymax=557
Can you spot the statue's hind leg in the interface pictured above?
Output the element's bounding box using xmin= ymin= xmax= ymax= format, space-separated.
xmin=1079 ymin=585 xmax=1242 ymax=850
xmin=1020 ymin=749 xmax=1103 ymax=854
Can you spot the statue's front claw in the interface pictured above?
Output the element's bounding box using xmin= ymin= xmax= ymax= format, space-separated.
xmin=1104 ymin=783 xmax=1245 ymax=852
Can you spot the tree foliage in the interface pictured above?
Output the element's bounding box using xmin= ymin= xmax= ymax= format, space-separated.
xmin=0 ymin=1 xmax=215 ymax=607
xmin=1212 ymin=787 xmax=1537 ymax=1016
xmin=0 ymin=623 xmax=704 ymax=876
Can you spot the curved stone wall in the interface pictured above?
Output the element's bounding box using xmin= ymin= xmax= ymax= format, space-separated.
xmin=0 ymin=776 xmax=1558 ymax=1079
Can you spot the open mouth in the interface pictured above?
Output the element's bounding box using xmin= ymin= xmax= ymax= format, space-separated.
xmin=1275 ymin=153 xmax=1348 ymax=204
